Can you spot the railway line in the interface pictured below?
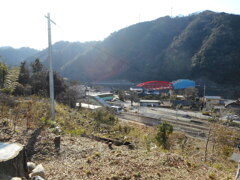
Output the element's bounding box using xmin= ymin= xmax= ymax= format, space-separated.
xmin=117 ymin=110 xmax=210 ymax=138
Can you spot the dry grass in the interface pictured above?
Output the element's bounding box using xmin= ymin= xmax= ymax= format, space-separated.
xmin=29 ymin=131 xmax=233 ymax=180
xmin=0 ymin=95 xmax=238 ymax=179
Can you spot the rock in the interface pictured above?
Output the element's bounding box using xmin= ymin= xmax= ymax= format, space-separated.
xmin=55 ymin=126 xmax=61 ymax=133
xmin=11 ymin=178 xmax=22 ymax=180
xmin=27 ymin=162 xmax=36 ymax=173
xmin=150 ymin=143 xmax=157 ymax=150
xmin=31 ymin=176 xmax=45 ymax=180
xmin=108 ymin=142 xmax=113 ymax=150
xmin=51 ymin=126 xmax=61 ymax=134
xmin=29 ymin=164 xmax=45 ymax=179
xmin=229 ymin=152 xmax=240 ymax=162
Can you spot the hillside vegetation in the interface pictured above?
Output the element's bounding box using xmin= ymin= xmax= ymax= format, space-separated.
xmin=0 ymin=95 xmax=239 ymax=179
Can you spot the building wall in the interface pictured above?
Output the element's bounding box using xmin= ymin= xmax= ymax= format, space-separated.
xmin=140 ymin=102 xmax=160 ymax=107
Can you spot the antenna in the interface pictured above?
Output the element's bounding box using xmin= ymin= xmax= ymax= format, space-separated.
xmin=45 ymin=13 xmax=56 ymax=121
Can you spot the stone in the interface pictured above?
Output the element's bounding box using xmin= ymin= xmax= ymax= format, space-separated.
xmin=229 ymin=153 xmax=240 ymax=162
xmin=29 ymin=164 xmax=45 ymax=179
xmin=27 ymin=162 xmax=36 ymax=173
xmin=31 ymin=176 xmax=45 ymax=180
xmin=108 ymin=142 xmax=113 ymax=150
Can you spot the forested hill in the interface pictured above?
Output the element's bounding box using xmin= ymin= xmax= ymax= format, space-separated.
xmin=0 ymin=47 xmax=39 ymax=66
xmin=2 ymin=10 xmax=240 ymax=85
xmin=57 ymin=10 xmax=240 ymax=84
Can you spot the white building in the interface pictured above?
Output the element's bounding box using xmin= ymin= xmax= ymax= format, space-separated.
xmin=140 ymin=100 xmax=161 ymax=107
xmin=204 ymin=96 xmax=224 ymax=105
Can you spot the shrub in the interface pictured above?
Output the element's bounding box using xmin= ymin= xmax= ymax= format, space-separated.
xmin=155 ymin=121 xmax=173 ymax=149
xmin=93 ymin=109 xmax=118 ymax=129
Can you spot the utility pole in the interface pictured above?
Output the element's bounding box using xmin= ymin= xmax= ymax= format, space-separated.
xmin=203 ymin=84 xmax=206 ymax=97
xmin=45 ymin=13 xmax=56 ymax=121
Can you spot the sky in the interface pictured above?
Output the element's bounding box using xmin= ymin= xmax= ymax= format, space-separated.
xmin=0 ymin=0 xmax=240 ymax=50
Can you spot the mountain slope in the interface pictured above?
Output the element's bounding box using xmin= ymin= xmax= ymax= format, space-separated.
xmin=191 ymin=12 xmax=240 ymax=84
xmin=1 ymin=10 xmax=240 ymax=85
xmin=26 ymin=41 xmax=95 ymax=71
xmin=0 ymin=47 xmax=39 ymax=66
xmin=60 ymin=15 xmax=195 ymax=82
xmin=60 ymin=11 xmax=240 ymax=85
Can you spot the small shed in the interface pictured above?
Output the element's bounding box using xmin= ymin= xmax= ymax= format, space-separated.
xmin=140 ymin=100 xmax=161 ymax=107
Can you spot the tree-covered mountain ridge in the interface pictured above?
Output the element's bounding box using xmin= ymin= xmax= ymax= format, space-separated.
xmin=2 ymin=10 xmax=240 ymax=85
xmin=0 ymin=47 xmax=39 ymax=66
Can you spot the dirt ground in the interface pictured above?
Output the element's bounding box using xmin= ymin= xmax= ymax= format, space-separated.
xmin=2 ymin=127 xmax=233 ymax=180
xmin=0 ymin=96 xmax=238 ymax=179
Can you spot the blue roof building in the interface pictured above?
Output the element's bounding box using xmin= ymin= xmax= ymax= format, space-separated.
xmin=172 ymin=79 xmax=196 ymax=90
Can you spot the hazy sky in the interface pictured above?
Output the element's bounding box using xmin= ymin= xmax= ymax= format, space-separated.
xmin=1 ymin=0 xmax=240 ymax=50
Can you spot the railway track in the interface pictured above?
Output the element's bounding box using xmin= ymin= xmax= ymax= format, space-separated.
xmin=118 ymin=112 xmax=210 ymax=138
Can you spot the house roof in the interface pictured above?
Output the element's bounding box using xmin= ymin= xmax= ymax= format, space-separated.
xmin=225 ymin=101 xmax=240 ymax=107
xmin=140 ymin=100 xmax=161 ymax=103
xmin=172 ymin=79 xmax=196 ymax=90
xmin=204 ymin=96 xmax=222 ymax=100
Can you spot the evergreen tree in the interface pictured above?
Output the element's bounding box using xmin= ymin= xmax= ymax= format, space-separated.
xmin=156 ymin=121 xmax=173 ymax=149
xmin=0 ymin=62 xmax=8 ymax=88
xmin=18 ymin=61 xmax=30 ymax=85
xmin=30 ymin=70 xmax=48 ymax=96
xmin=31 ymin=58 xmax=43 ymax=73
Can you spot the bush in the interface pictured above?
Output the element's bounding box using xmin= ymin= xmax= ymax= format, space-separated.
xmin=0 ymin=93 xmax=17 ymax=107
xmin=93 ymin=109 xmax=118 ymax=130
xmin=155 ymin=121 xmax=173 ymax=149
